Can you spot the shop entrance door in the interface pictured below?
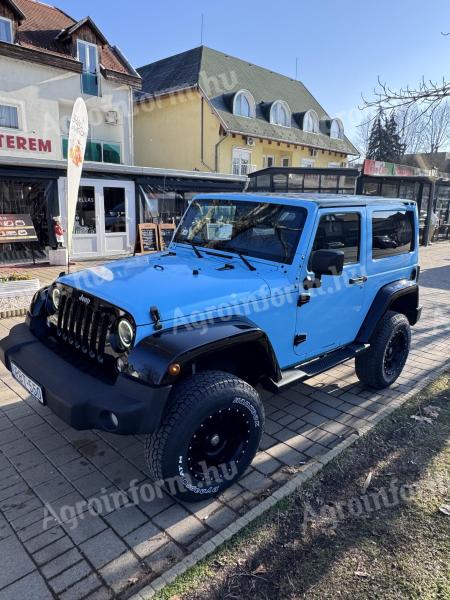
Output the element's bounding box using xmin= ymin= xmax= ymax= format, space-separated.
xmin=66 ymin=179 xmax=135 ymax=259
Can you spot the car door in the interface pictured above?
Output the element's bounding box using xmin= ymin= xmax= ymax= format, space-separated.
xmin=294 ymin=208 xmax=367 ymax=360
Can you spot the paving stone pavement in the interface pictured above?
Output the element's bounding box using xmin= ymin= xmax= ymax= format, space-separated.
xmin=0 ymin=243 xmax=449 ymax=599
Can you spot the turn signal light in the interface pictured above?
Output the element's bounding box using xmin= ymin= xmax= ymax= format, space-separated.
xmin=168 ymin=363 xmax=181 ymax=376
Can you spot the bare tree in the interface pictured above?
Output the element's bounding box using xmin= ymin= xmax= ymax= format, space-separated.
xmin=363 ymin=76 xmax=450 ymax=116
xmin=355 ymin=115 xmax=372 ymax=157
xmin=422 ymin=101 xmax=450 ymax=153
xmin=395 ymin=105 xmax=426 ymax=154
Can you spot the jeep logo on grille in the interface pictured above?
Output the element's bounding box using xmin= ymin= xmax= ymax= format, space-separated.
xmin=79 ymin=295 xmax=91 ymax=305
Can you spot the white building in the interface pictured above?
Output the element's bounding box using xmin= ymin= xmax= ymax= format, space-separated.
xmin=0 ymin=0 xmax=141 ymax=262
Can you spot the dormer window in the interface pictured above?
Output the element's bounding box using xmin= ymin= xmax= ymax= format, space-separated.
xmin=330 ymin=118 xmax=344 ymax=139
xmin=270 ymin=101 xmax=291 ymax=127
xmin=77 ymin=40 xmax=100 ymax=96
xmin=303 ymin=109 xmax=320 ymax=133
xmin=0 ymin=17 xmax=13 ymax=43
xmin=233 ymin=90 xmax=256 ymax=118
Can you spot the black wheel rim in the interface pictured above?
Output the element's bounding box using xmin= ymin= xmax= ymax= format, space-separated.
xmin=186 ymin=402 xmax=251 ymax=483
xmin=384 ymin=330 xmax=408 ymax=378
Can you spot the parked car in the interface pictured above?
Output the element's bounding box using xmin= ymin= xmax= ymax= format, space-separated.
xmin=0 ymin=194 xmax=421 ymax=501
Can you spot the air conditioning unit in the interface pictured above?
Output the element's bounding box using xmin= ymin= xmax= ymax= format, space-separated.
xmin=246 ymin=136 xmax=256 ymax=147
xmin=105 ymin=110 xmax=119 ymax=125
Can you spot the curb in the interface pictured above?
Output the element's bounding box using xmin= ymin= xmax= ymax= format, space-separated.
xmin=130 ymin=359 xmax=450 ymax=600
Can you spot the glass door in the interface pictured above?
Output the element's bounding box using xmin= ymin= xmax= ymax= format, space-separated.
xmin=72 ymin=185 xmax=100 ymax=257
xmin=101 ymin=186 xmax=129 ymax=255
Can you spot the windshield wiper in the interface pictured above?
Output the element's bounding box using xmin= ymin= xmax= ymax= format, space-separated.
xmin=189 ymin=242 xmax=203 ymax=259
xmin=236 ymin=253 xmax=256 ymax=272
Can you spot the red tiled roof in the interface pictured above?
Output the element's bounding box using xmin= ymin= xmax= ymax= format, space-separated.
xmin=12 ymin=0 xmax=135 ymax=77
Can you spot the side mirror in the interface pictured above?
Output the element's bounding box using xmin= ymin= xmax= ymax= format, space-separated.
xmin=311 ymin=249 xmax=344 ymax=278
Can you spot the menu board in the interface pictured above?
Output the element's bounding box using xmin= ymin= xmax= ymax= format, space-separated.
xmin=138 ymin=223 xmax=159 ymax=254
xmin=158 ymin=223 xmax=176 ymax=251
xmin=0 ymin=214 xmax=38 ymax=243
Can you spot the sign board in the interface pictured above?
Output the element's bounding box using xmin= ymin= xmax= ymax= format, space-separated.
xmin=363 ymin=159 xmax=430 ymax=179
xmin=138 ymin=223 xmax=159 ymax=253
xmin=158 ymin=223 xmax=176 ymax=251
xmin=0 ymin=214 xmax=38 ymax=243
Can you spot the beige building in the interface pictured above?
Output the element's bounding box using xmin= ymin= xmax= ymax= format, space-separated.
xmin=134 ymin=46 xmax=358 ymax=175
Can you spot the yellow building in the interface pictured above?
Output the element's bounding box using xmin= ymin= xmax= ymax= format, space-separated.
xmin=134 ymin=46 xmax=358 ymax=175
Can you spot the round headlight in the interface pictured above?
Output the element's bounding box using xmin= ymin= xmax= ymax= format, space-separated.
xmin=117 ymin=319 xmax=134 ymax=349
xmin=52 ymin=287 xmax=61 ymax=310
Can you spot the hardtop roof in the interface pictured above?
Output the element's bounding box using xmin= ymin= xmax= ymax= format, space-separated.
xmin=194 ymin=193 xmax=417 ymax=209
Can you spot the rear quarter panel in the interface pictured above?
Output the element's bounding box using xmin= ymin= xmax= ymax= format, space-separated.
xmin=364 ymin=203 xmax=419 ymax=313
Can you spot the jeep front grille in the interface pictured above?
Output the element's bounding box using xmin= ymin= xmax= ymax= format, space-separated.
xmin=56 ymin=292 xmax=113 ymax=363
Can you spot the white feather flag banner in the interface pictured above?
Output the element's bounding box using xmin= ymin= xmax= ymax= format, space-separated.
xmin=66 ymin=98 xmax=88 ymax=257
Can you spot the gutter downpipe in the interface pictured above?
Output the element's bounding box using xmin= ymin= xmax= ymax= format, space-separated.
xmin=214 ymin=131 xmax=228 ymax=173
xmin=200 ymin=96 xmax=214 ymax=172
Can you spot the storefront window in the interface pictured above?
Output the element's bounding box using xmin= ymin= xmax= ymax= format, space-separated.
xmin=320 ymin=175 xmax=338 ymax=190
xmin=273 ymin=174 xmax=287 ymax=191
xmin=288 ymin=173 xmax=304 ymax=191
xmin=304 ymin=173 xmax=320 ymax=190
xmin=381 ymin=183 xmax=399 ymax=198
xmin=256 ymin=174 xmax=271 ymax=190
xmin=363 ymin=182 xmax=380 ymax=195
xmin=435 ymin=185 xmax=450 ymax=241
xmin=74 ymin=186 xmax=96 ymax=234
xmin=399 ymin=182 xmax=416 ymax=200
xmin=339 ymin=175 xmax=357 ymax=192
xmin=0 ymin=179 xmax=57 ymax=263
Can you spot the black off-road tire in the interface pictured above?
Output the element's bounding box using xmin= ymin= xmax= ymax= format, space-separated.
xmin=355 ymin=310 xmax=411 ymax=390
xmin=145 ymin=370 xmax=264 ymax=502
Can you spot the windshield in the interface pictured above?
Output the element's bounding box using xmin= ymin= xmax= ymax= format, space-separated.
xmin=174 ymin=199 xmax=307 ymax=264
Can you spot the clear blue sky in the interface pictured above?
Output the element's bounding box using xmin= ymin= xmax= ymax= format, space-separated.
xmin=56 ymin=0 xmax=450 ymax=147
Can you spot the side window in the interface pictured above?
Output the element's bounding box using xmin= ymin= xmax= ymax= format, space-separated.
xmin=372 ymin=211 xmax=414 ymax=259
xmin=312 ymin=212 xmax=361 ymax=265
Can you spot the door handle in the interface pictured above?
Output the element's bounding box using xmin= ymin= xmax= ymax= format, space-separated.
xmin=349 ymin=276 xmax=368 ymax=285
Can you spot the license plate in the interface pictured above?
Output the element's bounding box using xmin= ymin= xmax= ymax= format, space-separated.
xmin=11 ymin=362 xmax=45 ymax=405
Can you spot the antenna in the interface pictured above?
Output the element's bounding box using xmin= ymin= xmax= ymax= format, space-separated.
xmin=295 ymin=57 xmax=299 ymax=80
xmin=200 ymin=14 xmax=204 ymax=45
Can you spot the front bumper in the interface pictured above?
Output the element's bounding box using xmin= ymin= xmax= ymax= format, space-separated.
xmin=0 ymin=324 xmax=172 ymax=435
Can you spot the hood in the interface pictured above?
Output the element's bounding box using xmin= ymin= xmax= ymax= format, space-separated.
xmin=58 ymin=252 xmax=281 ymax=326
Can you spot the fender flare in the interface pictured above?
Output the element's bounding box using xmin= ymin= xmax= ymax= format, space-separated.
xmin=126 ymin=317 xmax=281 ymax=386
xmin=356 ymin=279 xmax=420 ymax=344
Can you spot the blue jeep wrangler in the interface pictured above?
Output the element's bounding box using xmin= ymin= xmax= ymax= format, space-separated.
xmin=0 ymin=194 xmax=421 ymax=501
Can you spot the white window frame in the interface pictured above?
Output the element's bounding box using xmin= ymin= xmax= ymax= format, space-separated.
xmin=330 ymin=118 xmax=344 ymax=140
xmin=301 ymin=158 xmax=315 ymax=167
xmin=77 ymin=39 xmax=100 ymax=95
xmin=270 ymin=100 xmax=291 ymax=128
xmin=233 ymin=89 xmax=256 ymax=119
xmin=303 ymin=109 xmax=320 ymax=134
xmin=263 ymin=154 xmax=274 ymax=169
xmin=232 ymin=146 xmax=254 ymax=176
xmin=0 ymin=102 xmax=20 ymax=130
xmin=0 ymin=17 xmax=13 ymax=44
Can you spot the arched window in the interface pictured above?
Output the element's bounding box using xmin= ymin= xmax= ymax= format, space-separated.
xmin=233 ymin=90 xmax=256 ymax=118
xmin=330 ymin=118 xmax=344 ymax=139
xmin=303 ymin=109 xmax=320 ymax=133
xmin=270 ymin=100 xmax=291 ymax=127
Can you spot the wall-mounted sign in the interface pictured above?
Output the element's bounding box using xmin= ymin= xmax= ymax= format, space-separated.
xmin=0 ymin=214 xmax=38 ymax=243
xmin=138 ymin=223 xmax=159 ymax=253
xmin=0 ymin=134 xmax=52 ymax=153
xmin=158 ymin=223 xmax=176 ymax=251
xmin=363 ymin=159 xmax=430 ymax=179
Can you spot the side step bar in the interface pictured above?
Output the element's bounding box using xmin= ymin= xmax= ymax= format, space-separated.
xmin=270 ymin=343 xmax=370 ymax=392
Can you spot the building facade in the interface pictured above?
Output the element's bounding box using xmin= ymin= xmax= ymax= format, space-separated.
xmin=0 ymin=0 xmax=142 ymax=262
xmin=134 ymin=46 xmax=358 ymax=175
